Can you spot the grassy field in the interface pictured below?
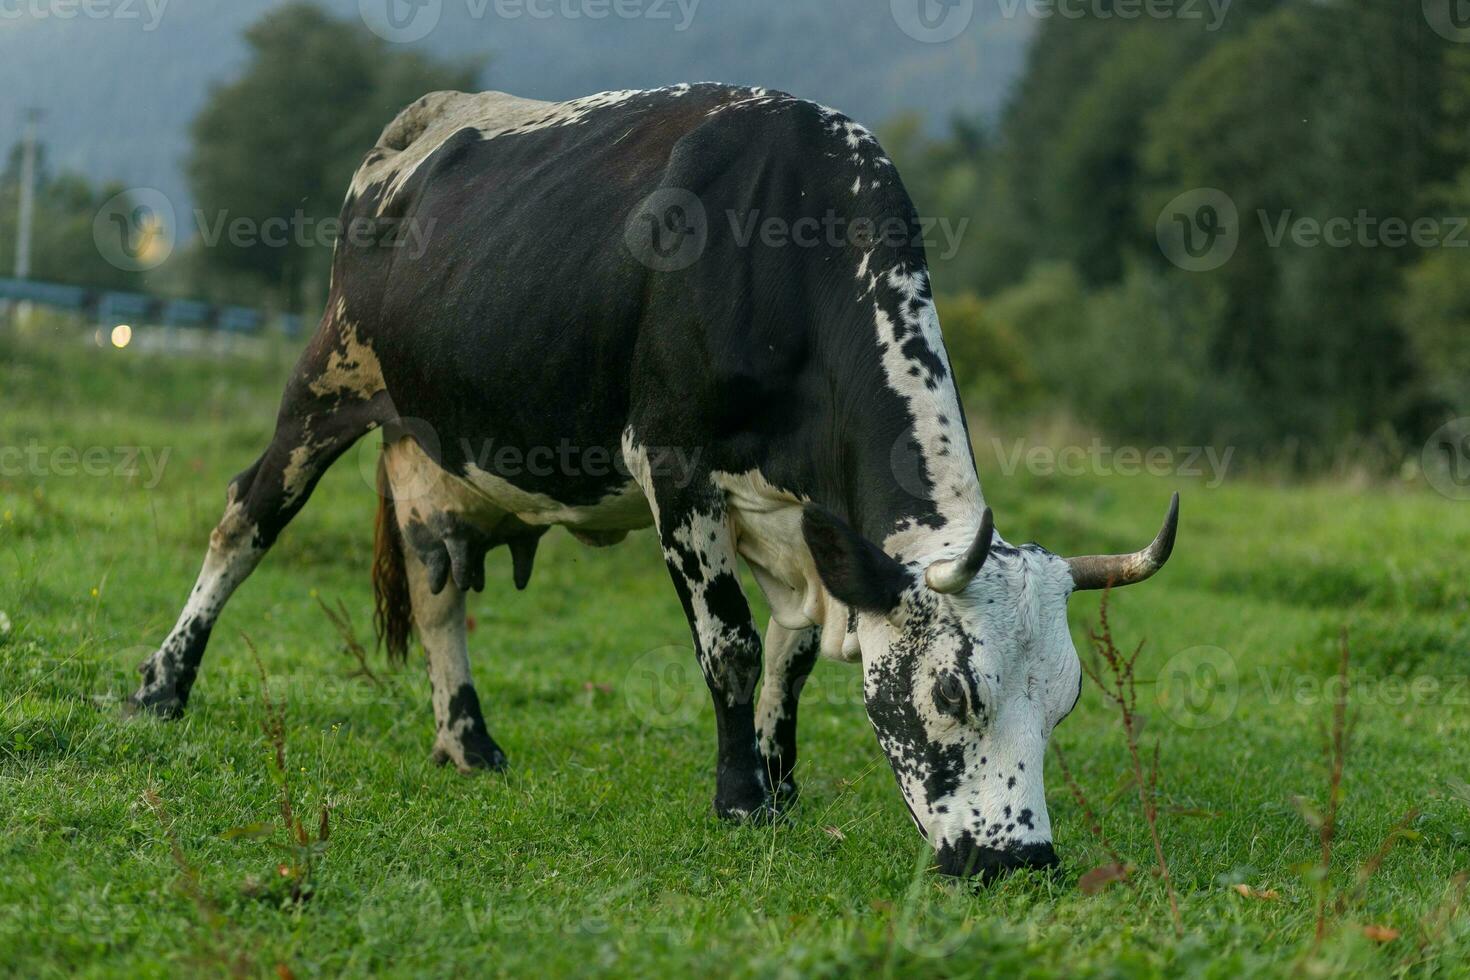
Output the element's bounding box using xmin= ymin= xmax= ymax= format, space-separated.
xmin=3 ymin=326 xmax=1470 ymax=978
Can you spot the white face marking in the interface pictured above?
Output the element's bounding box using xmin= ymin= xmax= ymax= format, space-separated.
xmin=859 ymin=550 xmax=1080 ymax=856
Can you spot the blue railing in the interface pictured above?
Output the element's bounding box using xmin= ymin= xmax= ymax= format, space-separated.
xmin=0 ymin=277 xmax=307 ymax=337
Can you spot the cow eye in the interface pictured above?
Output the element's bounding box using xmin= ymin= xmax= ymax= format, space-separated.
xmin=935 ymin=672 xmax=968 ymax=717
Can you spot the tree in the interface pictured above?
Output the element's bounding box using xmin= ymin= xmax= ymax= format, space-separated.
xmin=187 ymin=2 xmax=479 ymax=311
xmin=0 ymin=144 xmax=146 ymax=291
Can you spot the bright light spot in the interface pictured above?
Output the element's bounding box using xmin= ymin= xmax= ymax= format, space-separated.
xmin=110 ymin=324 xmax=133 ymax=349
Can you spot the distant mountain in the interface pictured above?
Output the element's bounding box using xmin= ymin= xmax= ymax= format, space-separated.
xmin=0 ymin=0 xmax=1031 ymax=212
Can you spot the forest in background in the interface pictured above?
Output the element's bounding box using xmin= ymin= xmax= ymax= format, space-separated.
xmin=893 ymin=0 xmax=1470 ymax=465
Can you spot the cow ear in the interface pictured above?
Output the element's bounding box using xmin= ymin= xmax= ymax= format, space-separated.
xmin=801 ymin=504 xmax=912 ymax=616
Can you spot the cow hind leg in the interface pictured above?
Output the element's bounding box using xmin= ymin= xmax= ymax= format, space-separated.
xmin=755 ymin=622 xmax=820 ymax=806
xmin=378 ymin=438 xmax=508 ymax=772
xmin=404 ymin=544 xmax=508 ymax=772
xmin=129 ymin=313 xmax=392 ymax=717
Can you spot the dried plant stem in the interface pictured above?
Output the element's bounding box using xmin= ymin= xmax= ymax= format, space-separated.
xmin=1052 ymin=743 xmax=1128 ymax=873
xmin=1075 ymin=591 xmax=1183 ymax=935
xmin=317 ymin=595 xmax=383 ymax=687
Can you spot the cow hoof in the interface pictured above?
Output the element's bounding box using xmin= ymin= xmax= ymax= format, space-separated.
xmin=714 ymin=794 xmax=781 ymax=825
xmin=773 ymin=777 xmax=800 ymax=809
xmin=124 ymin=690 xmax=185 ymax=720
xmin=431 ymin=740 xmax=508 ymax=774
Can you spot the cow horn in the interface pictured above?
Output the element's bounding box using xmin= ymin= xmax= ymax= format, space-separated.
xmin=1067 ymin=492 xmax=1179 ymax=591
xmin=925 ymin=508 xmax=995 ymax=595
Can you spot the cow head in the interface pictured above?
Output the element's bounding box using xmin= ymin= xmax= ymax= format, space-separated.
xmin=802 ymin=494 xmax=1178 ymax=880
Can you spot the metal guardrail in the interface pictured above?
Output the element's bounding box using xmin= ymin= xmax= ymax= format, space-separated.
xmin=0 ymin=277 xmax=307 ymax=337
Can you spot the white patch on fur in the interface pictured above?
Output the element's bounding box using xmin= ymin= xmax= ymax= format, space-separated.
xmin=308 ymin=318 xmax=385 ymax=402
xmin=755 ymin=621 xmax=816 ymax=757
xmin=458 ymin=462 xmax=650 ymax=533
xmin=870 ymin=264 xmax=985 ymax=563
xmin=350 ymin=88 xmax=644 ymax=213
xmin=135 ymin=496 xmax=264 ymax=702
xmin=711 ymin=469 xmax=860 ymax=663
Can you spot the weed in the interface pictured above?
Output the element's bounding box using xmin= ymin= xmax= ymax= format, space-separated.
xmin=1059 ymin=590 xmax=1183 ymax=934
xmin=316 ymin=594 xmax=385 ymax=687
xmin=234 ymin=633 xmax=332 ymax=907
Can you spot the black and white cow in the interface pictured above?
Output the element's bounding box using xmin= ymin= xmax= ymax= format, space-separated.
xmin=130 ymin=84 xmax=1178 ymax=880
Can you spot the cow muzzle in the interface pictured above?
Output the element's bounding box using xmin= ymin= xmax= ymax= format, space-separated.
xmin=934 ymin=838 xmax=1060 ymax=881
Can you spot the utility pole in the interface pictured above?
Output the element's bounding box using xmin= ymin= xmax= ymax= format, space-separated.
xmin=15 ymin=108 xmax=42 ymax=280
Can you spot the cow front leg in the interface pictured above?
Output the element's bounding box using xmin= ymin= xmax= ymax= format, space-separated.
xmin=646 ymin=486 xmax=771 ymax=822
xmin=403 ymin=545 xmax=508 ymax=772
xmin=756 ymin=622 xmax=820 ymax=806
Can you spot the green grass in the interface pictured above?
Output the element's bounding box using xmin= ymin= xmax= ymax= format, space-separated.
xmin=3 ymin=327 xmax=1470 ymax=977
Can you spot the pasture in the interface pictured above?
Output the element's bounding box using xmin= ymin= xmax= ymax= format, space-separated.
xmin=2 ymin=328 xmax=1469 ymax=977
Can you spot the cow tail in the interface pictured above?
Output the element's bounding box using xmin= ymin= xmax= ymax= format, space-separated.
xmin=373 ymin=454 xmax=413 ymax=664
